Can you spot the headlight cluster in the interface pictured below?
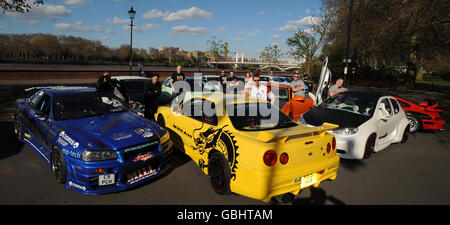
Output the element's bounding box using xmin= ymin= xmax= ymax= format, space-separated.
xmin=82 ymin=150 xmax=118 ymax=162
xmin=332 ymin=127 xmax=359 ymax=135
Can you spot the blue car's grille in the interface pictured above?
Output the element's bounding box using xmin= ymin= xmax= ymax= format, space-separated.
xmin=121 ymin=141 xmax=160 ymax=162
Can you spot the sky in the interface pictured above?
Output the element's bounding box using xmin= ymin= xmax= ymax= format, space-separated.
xmin=0 ymin=0 xmax=323 ymax=58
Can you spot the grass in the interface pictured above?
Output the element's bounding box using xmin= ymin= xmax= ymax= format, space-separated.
xmin=416 ymin=77 xmax=450 ymax=87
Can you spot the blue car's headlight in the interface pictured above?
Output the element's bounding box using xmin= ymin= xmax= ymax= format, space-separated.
xmin=82 ymin=150 xmax=118 ymax=162
xmin=332 ymin=127 xmax=359 ymax=135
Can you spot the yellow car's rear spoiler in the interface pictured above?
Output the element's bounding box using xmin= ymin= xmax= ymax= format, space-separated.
xmin=256 ymin=122 xmax=339 ymax=143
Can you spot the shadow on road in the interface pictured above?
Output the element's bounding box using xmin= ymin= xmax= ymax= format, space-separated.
xmin=270 ymin=187 xmax=346 ymax=205
xmin=339 ymin=158 xmax=365 ymax=171
xmin=0 ymin=121 xmax=23 ymax=160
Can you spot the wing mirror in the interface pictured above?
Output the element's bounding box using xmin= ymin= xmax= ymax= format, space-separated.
xmin=34 ymin=113 xmax=47 ymax=121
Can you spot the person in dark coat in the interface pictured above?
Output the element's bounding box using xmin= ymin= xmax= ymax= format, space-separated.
xmin=144 ymin=73 xmax=161 ymax=120
xmin=96 ymin=71 xmax=132 ymax=107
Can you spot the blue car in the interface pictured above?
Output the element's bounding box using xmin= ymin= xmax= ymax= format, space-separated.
xmin=13 ymin=87 xmax=173 ymax=194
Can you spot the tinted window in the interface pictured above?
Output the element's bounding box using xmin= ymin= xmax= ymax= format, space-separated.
xmin=181 ymin=98 xmax=217 ymax=125
xmin=227 ymin=103 xmax=297 ymax=131
xmin=320 ymin=92 xmax=376 ymax=116
xmin=121 ymin=80 xmax=148 ymax=93
xmin=389 ymin=98 xmax=401 ymax=114
xmin=36 ymin=94 xmax=51 ymax=116
xmin=30 ymin=91 xmax=44 ymax=107
xmin=53 ymin=92 xmax=127 ymax=120
xmin=381 ymin=99 xmax=392 ymax=115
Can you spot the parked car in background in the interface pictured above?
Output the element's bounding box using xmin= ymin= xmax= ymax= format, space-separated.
xmin=391 ymin=96 xmax=446 ymax=133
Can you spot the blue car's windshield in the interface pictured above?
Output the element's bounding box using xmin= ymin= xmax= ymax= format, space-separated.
xmin=53 ymin=92 xmax=127 ymax=120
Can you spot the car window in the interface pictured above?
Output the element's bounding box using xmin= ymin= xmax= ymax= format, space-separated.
xmin=53 ymin=92 xmax=127 ymax=121
xmin=36 ymin=94 xmax=51 ymax=116
xmin=320 ymin=92 xmax=376 ymax=117
xmin=182 ymin=98 xmax=218 ymax=125
xmin=389 ymin=98 xmax=400 ymax=114
xmin=30 ymin=91 xmax=44 ymax=107
xmin=381 ymin=98 xmax=393 ymax=115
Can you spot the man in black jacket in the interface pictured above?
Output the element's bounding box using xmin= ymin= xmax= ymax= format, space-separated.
xmin=96 ymin=71 xmax=131 ymax=107
xmin=144 ymin=73 xmax=161 ymax=120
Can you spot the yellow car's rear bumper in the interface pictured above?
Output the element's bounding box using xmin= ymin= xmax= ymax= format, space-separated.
xmin=231 ymin=155 xmax=340 ymax=203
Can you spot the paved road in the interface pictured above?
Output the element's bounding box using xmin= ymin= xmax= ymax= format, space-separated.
xmin=0 ymin=86 xmax=449 ymax=205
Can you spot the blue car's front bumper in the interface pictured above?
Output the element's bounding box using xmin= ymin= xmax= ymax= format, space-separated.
xmin=64 ymin=140 xmax=173 ymax=195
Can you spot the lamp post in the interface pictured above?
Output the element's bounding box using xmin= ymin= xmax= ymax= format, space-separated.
xmin=128 ymin=6 xmax=136 ymax=75
xmin=343 ymin=0 xmax=353 ymax=87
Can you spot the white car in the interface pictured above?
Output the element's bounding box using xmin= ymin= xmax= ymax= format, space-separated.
xmin=300 ymin=91 xmax=410 ymax=159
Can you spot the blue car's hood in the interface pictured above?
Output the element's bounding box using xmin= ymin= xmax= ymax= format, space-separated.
xmin=56 ymin=111 xmax=162 ymax=150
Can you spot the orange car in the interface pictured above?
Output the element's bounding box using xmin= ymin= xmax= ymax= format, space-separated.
xmin=265 ymin=82 xmax=314 ymax=121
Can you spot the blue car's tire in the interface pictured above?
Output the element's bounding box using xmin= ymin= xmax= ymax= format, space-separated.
xmin=51 ymin=147 xmax=67 ymax=184
xmin=13 ymin=116 xmax=22 ymax=140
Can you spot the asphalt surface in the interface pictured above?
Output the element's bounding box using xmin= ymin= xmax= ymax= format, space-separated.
xmin=0 ymin=85 xmax=449 ymax=205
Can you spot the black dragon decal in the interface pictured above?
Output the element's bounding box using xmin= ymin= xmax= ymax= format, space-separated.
xmin=192 ymin=124 xmax=239 ymax=181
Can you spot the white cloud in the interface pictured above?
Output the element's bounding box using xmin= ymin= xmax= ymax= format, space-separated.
xmin=238 ymin=30 xmax=261 ymax=37
xmin=100 ymin=36 xmax=109 ymax=41
xmin=287 ymin=16 xmax=321 ymax=26
xmin=62 ymin=0 xmax=86 ymax=8
xmin=213 ymin=27 xmax=227 ymax=35
xmin=271 ymin=34 xmax=281 ymax=39
xmin=170 ymin=25 xmax=207 ymax=36
xmin=9 ymin=3 xmax=71 ymax=20
xmin=123 ymin=23 xmax=160 ymax=33
xmin=275 ymin=16 xmax=322 ymax=33
xmin=141 ymin=9 xmax=170 ymax=20
xmin=142 ymin=7 xmax=212 ymax=21
xmin=54 ymin=21 xmax=106 ymax=33
xmin=275 ymin=24 xmax=297 ymax=32
xmin=0 ymin=25 xmax=6 ymax=30
xmin=112 ymin=17 xmax=129 ymax=24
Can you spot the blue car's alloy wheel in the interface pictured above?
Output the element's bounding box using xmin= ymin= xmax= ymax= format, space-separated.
xmin=51 ymin=148 xmax=67 ymax=184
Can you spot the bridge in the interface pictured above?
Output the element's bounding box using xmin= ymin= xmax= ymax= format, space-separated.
xmin=209 ymin=61 xmax=302 ymax=71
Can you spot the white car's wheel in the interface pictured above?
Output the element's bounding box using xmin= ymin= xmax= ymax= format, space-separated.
xmin=363 ymin=133 xmax=377 ymax=159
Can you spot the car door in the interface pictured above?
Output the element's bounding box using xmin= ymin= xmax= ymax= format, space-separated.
xmin=375 ymin=98 xmax=394 ymax=146
xmin=32 ymin=93 xmax=53 ymax=153
xmin=314 ymin=57 xmax=332 ymax=106
xmin=388 ymin=97 xmax=404 ymax=136
xmin=22 ymin=91 xmax=44 ymax=142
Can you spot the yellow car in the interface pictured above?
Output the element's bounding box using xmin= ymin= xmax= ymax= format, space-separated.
xmin=155 ymin=93 xmax=339 ymax=203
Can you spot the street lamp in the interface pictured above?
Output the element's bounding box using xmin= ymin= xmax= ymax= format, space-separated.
xmin=128 ymin=6 xmax=136 ymax=75
xmin=344 ymin=0 xmax=354 ymax=87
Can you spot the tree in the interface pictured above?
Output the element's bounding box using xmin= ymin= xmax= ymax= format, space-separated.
xmin=323 ymin=0 xmax=449 ymax=82
xmin=286 ymin=1 xmax=335 ymax=75
xmin=259 ymin=44 xmax=283 ymax=69
xmin=1 ymin=0 xmax=43 ymax=13
xmin=206 ymin=35 xmax=225 ymax=62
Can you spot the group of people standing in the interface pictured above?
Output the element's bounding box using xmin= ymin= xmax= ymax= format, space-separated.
xmin=96 ymin=65 xmax=348 ymax=122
